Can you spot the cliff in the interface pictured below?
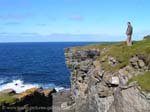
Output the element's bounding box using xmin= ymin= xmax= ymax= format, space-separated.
xmin=64 ymin=40 xmax=150 ymax=112
xmin=0 ymin=40 xmax=150 ymax=112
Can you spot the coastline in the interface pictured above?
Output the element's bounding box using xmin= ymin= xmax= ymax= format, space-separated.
xmin=1 ymin=39 xmax=150 ymax=112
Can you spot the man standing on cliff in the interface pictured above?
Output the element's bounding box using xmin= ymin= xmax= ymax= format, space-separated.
xmin=126 ymin=22 xmax=133 ymax=46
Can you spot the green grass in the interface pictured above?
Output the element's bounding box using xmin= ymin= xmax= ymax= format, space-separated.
xmin=73 ymin=40 xmax=150 ymax=92
xmin=76 ymin=42 xmax=115 ymax=51
xmin=127 ymin=72 xmax=150 ymax=92
xmin=0 ymin=93 xmax=18 ymax=105
xmin=77 ymin=40 xmax=150 ymax=72
xmin=99 ymin=40 xmax=150 ymax=71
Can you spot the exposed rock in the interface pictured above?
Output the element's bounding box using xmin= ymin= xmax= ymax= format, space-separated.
xmin=130 ymin=56 xmax=139 ymax=69
xmin=0 ymin=89 xmax=16 ymax=94
xmin=110 ymin=77 xmax=119 ymax=85
xmin=42 ymin=88 xmax=56 ymax=97
xmin=61 ymin=102 xmax=68 ymax=109
xmin=108 ymin=56 xmax=118 ymax=66
xmin=138 ymin=59 xmax=145 ymax=68
xmin=97 ymin=84 xmax=112 ymax=97
xmin=52 ymin=90 xmax=75 ymax=112
xmin=109 ymin=86 xmax=150 ymax=112
xmin=103 ymin=72 xmax=113 ymax=84
xmin=118 ymin=65 xmax=137 ymax=84
xmin=130 ymin=55 xmax=147 ymax=71
xmin=65 ymin=47 xmax=150 ymax=112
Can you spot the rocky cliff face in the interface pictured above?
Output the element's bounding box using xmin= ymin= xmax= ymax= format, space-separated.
xmin=64 ymin=43 xmax=150 ymax=112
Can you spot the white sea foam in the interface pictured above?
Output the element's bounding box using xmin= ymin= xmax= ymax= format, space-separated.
xmin=55 ymin=87 xmax=65 ymax=92
xmin=0 ymin=79 xmax=69 ymax=93
xmin=39 ymin=83 xmax=68 ymax=92
xmin=0 ymin=79 xmax=39 ymax=93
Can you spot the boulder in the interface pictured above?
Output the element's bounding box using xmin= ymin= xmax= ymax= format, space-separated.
xmin=108 ymin=56 xmax=118 ymax=66
xmin=110 ymin=77 xmax=119 ymax=85
xmin=138 ymin=59 xmax=145 ymax=68
xmin=130 ymin=56 xmax=140 ymax=69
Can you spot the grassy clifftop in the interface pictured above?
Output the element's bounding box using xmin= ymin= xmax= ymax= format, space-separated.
xmin=65 ymin=38 xmax=150 ymax=112
xmin=77 ymin=40 xmax=150 ymax=72
xmin=75 ymin=39 xmax=150 ymax=92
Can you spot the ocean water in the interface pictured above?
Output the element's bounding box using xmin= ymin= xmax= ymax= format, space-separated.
xmin=0 ymin=42 xmax=97 ymax=93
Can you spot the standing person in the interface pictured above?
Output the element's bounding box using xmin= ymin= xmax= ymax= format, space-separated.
xmin=126 ymin=22 xmax=133 ymax=46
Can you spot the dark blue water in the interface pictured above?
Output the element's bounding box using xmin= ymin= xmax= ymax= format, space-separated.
xmin=0 ymin=42 xmax=97 ymax=92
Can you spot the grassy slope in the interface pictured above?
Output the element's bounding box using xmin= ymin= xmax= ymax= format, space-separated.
xmin=0 ymin=88 xmax=37 ymax=105
xmin=0 ymin=93 xmax=17 ymax=105
xmin=77 ymin=40 xmax=150 ymax=92
xmin=128 ymin=72 xmax=150 ymax=92
xmin=79 ymin=40 xmax=150 ymax=72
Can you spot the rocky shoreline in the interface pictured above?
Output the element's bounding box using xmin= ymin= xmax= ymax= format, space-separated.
xmin=0 ymin=87 xmax=75 ymax=112
xmin=0 ymin=88 xmax=55 ymax=112
xmin=1 ymin=39 xmax=150 ymax=112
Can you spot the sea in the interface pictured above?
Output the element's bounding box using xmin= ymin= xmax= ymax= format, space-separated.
xmin=0 ymin=42 xmax=97 ymax=93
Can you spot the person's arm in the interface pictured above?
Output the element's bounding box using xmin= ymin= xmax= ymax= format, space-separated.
xmin=126 ymin=26 xmax=129 ymax=35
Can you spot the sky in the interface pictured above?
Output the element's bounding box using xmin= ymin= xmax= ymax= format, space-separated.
xmin=0 ymin=0 xmax=150 ymax=42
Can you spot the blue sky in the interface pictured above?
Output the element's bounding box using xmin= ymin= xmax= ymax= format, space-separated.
xmin=0 ymin=0 xmax=150 ymax=42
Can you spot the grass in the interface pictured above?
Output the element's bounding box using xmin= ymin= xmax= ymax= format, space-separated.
xmin=76 ymin=42 xmax=115 ymax=51
xmin=0 ymin=88 xmax=37 ymax=105
xmin=99 ymin=40 xmax=150 ymax=71
xmin=127 ymin=72 xmax=150 ymax=92
xmin=0 ymin=93 xmax=18 ymax=105
xmin=77 ymin=40 xmax=150 ymax=72
xmin=70 ymin=40 xmax=150 ymax=92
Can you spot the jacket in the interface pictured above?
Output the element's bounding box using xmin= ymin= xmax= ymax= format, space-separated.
xmin=126 ymin=25 xmax=133 ymax=35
